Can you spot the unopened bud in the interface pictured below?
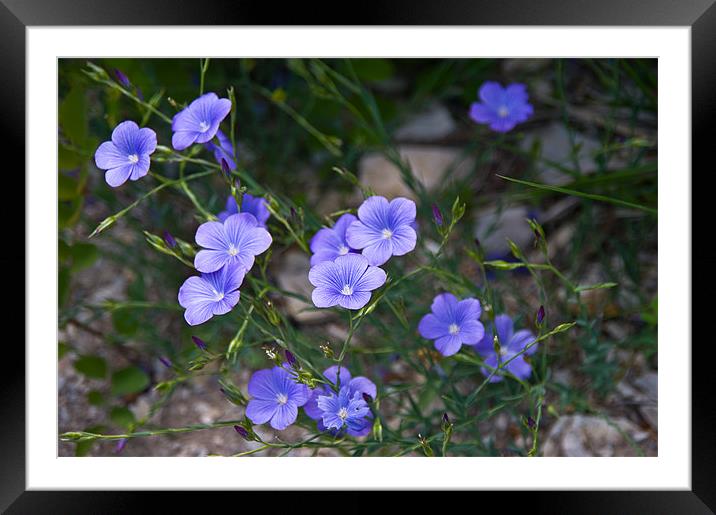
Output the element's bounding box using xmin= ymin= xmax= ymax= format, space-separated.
xmin=115 ymin=438 xmax=128 ymax=453
xmin=221 ymin=158 xmax=231 ymax=178
xmin=113 ymin=68 xmax=131 ymax=88
xmin=432 ymin=204 xmax=443 ymax=227
xmin=163 ymin=230 xmax=177 ymax=248
xmin=159 ymin=356 xmax=172 ymax=368
xmin=234 ymin=425 xmax=250 ymax=440
xmin=192 ymin=336 xmax=207 ymax=351
xmin=285 ymin=349 xmax=297 ymax=367
xmin=536 ymin=305 xmax=545 ymax=325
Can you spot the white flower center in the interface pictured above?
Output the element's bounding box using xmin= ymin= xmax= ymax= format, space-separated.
xmin=198 ymin=121 xmax=210 ymax=133
xmin=128 ymin=153 xmax=139 ymax=164
xmin=448 ymin=323 xmax=460 ymax=335
xmin=341 ymin=285 xmax=353 ymax=296
xmin=382 ymin=228 xmax=393 ymax=239
xmin=499 ymin=347 xmax=509 ymax=357
xmin=227 ymin=244 xmax=238 ymax=256
xmin=212 ymin=289 xmax=224 ymax=302
xmin=497 ymin=106 xmax=509 ymax=118
xmin=338 ymin=245 xmax=349 ymax=255
xmin=338 ymin=407 xmax=349 ymax=420
xmin=276 ymin=393 xmax=288 ymax=405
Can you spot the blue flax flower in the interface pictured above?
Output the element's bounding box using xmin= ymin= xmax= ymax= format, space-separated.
xmin=418 ymin=293 xmax=485 ymax=356
xmin=475 ymin=314 xmax=537 ymax=382
xmin=304 ymin=366 xmax=376 ymax=437
xmin=309 ymin=213 xmax=359 ymax=266
xmin=172 ymin=92 xmax=232 ymax=150
xmin=178 ymin=264 xmax=245 ymax=326
xmin=94 ymin=121 xmax=157 ymax=187
xmin=317 ymin=386 xmax=371 ymax=434
xmin=345 ymin=196 xmax=417 ymax=266
xmin=308 ymin=253 xmax=386 ymax=310
xmin=217 ymin=194 xmax=271 ymax=227
xmin=469 ymin=81 xmax=533 ymax=133
xmin=246 ymin=366 xmax=310 ymax=430
xmin=194 ymin=213 xmax=272 ymax=273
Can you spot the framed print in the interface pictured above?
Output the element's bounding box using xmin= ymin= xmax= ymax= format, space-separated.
xmin=3 ymin=0 xmax=712 ymax=512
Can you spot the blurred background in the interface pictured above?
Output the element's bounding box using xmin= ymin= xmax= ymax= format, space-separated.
xmin=58 ymin=58 xmax=657 ymax=456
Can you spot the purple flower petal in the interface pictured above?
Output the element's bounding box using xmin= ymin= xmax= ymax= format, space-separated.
xmin=353 ymin=265 xmax=387 ymax=292
xmin=270 ymin=402 xmax=299 ymax=430
xmin=324 ymin=365 xmax=352 ymax=386
xmin=94 ymin=141 xmax=127 ymax=170
xmin=434 ymin=334 xmax=463 ymax=356
xmin=337 ymin=290 xmax=371 ymax=309
xmin=430 ymin=293 xmax=459 ymax=322
xmin=494 ymin=314 xmax=514 ymax=346
xmin=509 ymin=329 xmax=537 ymax=355
xmin=505 ymin=353 xmax=532 ymax=380
xmin=104 ymin=165 xmax=134 ymax=188
xmin=361 ymin=238 xmax=394 ymax=266
xmin=348 ymin=376 xmax=377 ymax=399
xmin=418 ymin=313 xmax=448 ymax=339
xmin=171 ymin=130 xmax=199 ymax=151
xmin=455 ymin=298 xmax=482 ymax=324
xmin=388 ymin=197 xmax=417 ymax=227
xmin=246 ymin=398 xmax=278 ymax=425
xmin=457 ymin=319 xmax=485 ymax=345
xmin=388 ymin=225 xmax=417 ymax=256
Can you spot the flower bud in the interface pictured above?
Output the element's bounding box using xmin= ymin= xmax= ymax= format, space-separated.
xmin=234 ymin=425 xmax=250 ymax=440
xmin=163 ymin=230 xmax=177 ymax=248
xmin=113 ymin=68 xmax=131 ymax=88
xmin=115 ymin=438 xmax=128 ymax=453
xmin=285 ymin=349 xmax=297 ymax=367
xmin=536 ymin=305 xmax=545 ymax=325
xmin=441 ymin=412 xmax=451 ymax=429
xmin=221 ymin=158 xmax=231 ymax=178
xmin=191 ymin=336 xmax=207 ymax=351
xmin=159 ymin=356 xmax=172 ymax=368
xmin=432 ymin=203 xmax=443 ymax=227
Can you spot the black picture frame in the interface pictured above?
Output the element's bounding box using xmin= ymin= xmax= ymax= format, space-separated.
xmin=3 ymin=0 xmax=711 ymax=512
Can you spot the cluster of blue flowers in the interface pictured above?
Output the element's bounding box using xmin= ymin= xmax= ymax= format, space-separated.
xmin=418 ymin=293 xmax=538 ymax=381
xmin=246 ymin=364 xmax=376 ymax=433
xmin=94 ymin=92 xmax=274 ymax=327
xmin=307 ymin=195 xmax=418 ymax=310
xmin=93 ymin=76 xmax=539 ymax=437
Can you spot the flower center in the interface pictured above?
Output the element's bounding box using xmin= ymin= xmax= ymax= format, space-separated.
xmin=338 ymin=245 xmax=349 ymax=255
xmin=381 ymin=228 xmax=393 ymax=239
xmin=448 ymin=323 xmax=460 ymax=335
xmin=338 ymin=407 xmax=349 ymax=420
xmin=227 ymin=244 xmax=239 ymax=256
xmin=497 ymin=106 xmax=509 ymax=118
xmin=128 ymin=153 xmax=139 ymax=164
xmin=212 ymin=289 xmax=224 ymax=302
xmin=276 ymin=393 xmax=288 ymax=405
xmin=341 ymin=284 xmax=353 ymax=296
xmin=198 ymin=121 xmax=210 ymax=133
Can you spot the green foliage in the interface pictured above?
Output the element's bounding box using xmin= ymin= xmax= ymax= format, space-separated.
xmin=111 ymin=367 xmax=150 ymax=397
xmin=73 ymin=355 xmax=107 ymax=379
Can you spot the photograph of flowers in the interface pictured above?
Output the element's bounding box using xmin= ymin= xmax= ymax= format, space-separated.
xmin=58 ymin=57 xmax=657 ymax=458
